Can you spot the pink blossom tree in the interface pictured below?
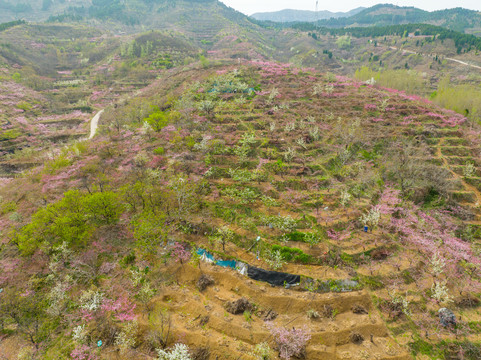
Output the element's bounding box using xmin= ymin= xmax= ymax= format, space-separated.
xmin=266 ymin=322 xmax=311 ymax=360
xmin=172 ymin=242 xmax=191 ymax=265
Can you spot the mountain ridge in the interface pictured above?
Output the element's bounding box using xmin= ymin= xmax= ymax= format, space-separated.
xmin=314 ymin=4 xmax=481 ymax=33
xmin=250 ymin=7 xmax=365 ymax=22
xmin=250 ymin=4 xmax=481 ymax=34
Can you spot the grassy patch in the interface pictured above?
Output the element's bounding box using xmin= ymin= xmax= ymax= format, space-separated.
xmin=358 ymin=274 xmax=385 ymax=290
xmin=271 ymin=245 xmax=313 ymax=264
xmin=0 ymin=129 xmax=22 ymax=140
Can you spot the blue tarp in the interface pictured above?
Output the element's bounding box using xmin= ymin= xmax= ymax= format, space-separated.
xmin=216 ymin=260 xmax=237 ymax=269
xmin=197 ymin=249 xmax=237 ymax=268
xmin=196 ymin=248 xmax=358 ymax=292
xmin=197 ymin=249 xmax=215 ymax=262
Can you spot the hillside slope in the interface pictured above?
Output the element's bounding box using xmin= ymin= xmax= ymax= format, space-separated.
xmin=0 ymin=21 xmax=203 ymax=177
xmin=1 ymin=61 xmax=481 ymax=359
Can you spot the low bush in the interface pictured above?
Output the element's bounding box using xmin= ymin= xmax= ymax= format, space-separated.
xmin=271 ymin=245 xmax=313 ymax=264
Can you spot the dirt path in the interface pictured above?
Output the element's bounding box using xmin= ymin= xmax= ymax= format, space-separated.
xmin=89 ymin=109 xmax=104 ymax=140
xmin=445 ymin=57 xmax=481 ymax=70
xmin=388 ymin=46 xmax=481 ymax=71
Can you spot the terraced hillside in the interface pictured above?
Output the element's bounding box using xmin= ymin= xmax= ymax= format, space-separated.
xmin=1 ymin=62 xmax=480 ymax=359
xmin=0 ymin=22 xmax=203 ymax=177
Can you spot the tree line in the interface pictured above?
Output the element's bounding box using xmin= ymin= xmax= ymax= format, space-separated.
xmin=0 ymin=20 xmax=26 ymax=32
xmin=293 ymin=23 xmax=481 ymax=52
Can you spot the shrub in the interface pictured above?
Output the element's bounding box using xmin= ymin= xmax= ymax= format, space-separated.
xmin=153 ymin=147 xmax=165 ymax=155
xmin=271 ymin=245 xmax=312 ymax=264
xmin=266 ymin=322 xmax=311 ymax=360
xmin=282 ymin=231 xmax=322 ymax=246
xmin=43 ymin=155 xmax=71 ymax=174
xmin=282 ymin=231 xmax=305 ymax=242
xmin=464 ymin=162 xmax=476 ymax=177
xmin=224 ymin=186 xmax=259 ymax=204
xmin=306 ymin=309 xmax=320 ymax=319
xmin=16 ymin=101 xmax=32 ymax=112
xmin=144 ymin=108 xmax=170 ymax=131
xmin=359 ymin=206 xmax=381 ymax=230
xmin=0 ymin=129 xmax=22 ymax=140
xmin=157 ymin=343 xmax=192 ymax=360
xmin=336 ymin=35 xmax=351 ymax=49
xmin=115 ymin=321 xmax=138 ymax=354
xmin=12 ymin=72 xmax=21 ymax=82
xmin=253 ymin=342 xmax=273 ymax=360
xmin=265 ymin=250 xmax=286 ymax=270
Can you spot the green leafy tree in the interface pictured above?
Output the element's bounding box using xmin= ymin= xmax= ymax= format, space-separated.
xmin=15 ymin=190 xmax=122 ymax=255
xmin=144 ymin=108 xmax=170 ymax=132
xmin=336 ymin=35 xmax=351 ymax=49
xmin=85 ymin=191 xmax=123 ymax=225
xmin=169 ymin=175 xmax=197 ymax=219
xmin=0 ymin=289 xmax=57 ymax=350
xmin=131 ymin=211 xmax=169 ymax=254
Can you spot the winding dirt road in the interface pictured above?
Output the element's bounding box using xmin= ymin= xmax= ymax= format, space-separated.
xmin=389 ymin=46 xmax=481 ymax=70
xmin=445 ymin=57 xmax=481 ymax=70
xmin=89 ymin=109 xmax=104 ymax=139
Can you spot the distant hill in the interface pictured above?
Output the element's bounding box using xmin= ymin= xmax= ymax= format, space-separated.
xmin=250 ymin=7 xmax=365 ymax=22
xmin=0 ymin=0 xmax=90 ymax=23
xmin=0 ymin=0 xmax=259 ymax=40
xmin=43 ymin=0 xmax=263 ymax=42
xmin=315 ymin=4 xmax=481 ymax=33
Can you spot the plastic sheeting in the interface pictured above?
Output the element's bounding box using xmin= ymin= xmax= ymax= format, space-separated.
xmin=216 ymin=260 xmax=236 ymax=269
xmin=247 ymin=265 xmax=300 ymax=286
xmin=195 ymin=249 xmax=357 ymax=292
xmin=197 ymin=249 xmax=236 ymax=268
xmin=197 ymin=249 xmax=215 ymax=263
xmin=236 ymin=262 xmax=248 ymax=276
